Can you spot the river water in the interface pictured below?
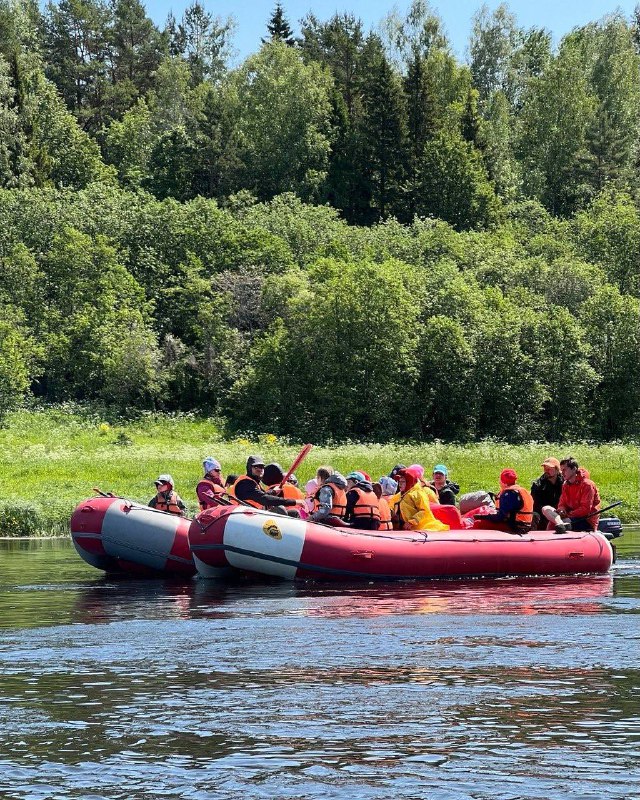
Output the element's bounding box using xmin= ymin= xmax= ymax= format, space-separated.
xmin=0 ymin=534 xmax=639 ymax=800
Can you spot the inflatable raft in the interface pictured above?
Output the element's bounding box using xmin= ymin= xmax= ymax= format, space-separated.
xmin=188 ymin=505 xmax=614 ymax=581
xmin=70 ymin=496 xmax=196 ymax=577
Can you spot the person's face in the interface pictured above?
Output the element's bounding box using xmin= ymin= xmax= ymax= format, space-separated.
xmin=156 ymin=482 xmax=169 ymax=492
xmin=561 ymin=464 xmax=578 ymax=482
xmin=397 ymin=476 xmax=407 ymax=492
xmin=543 ymin=465 xmax=558 ymax=480
xmin=432 ymin=471 xmax=446 ymax=487
xmin=251 ymin=465 xmax=265 ymax=479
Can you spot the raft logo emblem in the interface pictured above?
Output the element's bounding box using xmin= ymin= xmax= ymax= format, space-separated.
xmin=262 ymin=519 xmax=282 ymax=540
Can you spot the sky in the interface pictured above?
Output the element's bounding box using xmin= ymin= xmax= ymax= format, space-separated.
xmin=147 ymin=0 xmax=638 ymax=63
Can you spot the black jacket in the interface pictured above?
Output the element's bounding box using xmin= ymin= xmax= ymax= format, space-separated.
xmin=429 ymin=480 xmax=460 ymax=506
xmin=530 ymin=474 xmax=563 ymax=515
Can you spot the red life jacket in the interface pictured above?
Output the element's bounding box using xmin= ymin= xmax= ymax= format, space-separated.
xmin=197 ymin=479 xmax=227 ymax=511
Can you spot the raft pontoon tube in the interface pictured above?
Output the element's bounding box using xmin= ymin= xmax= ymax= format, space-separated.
xmin=70 ymin=496 xmax=196 ymax=576
xmin=188 ymin=505 xmax=614 ymax=582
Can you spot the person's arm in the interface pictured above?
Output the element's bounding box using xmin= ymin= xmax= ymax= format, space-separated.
xmin=476 ymin=490 xmax=521 ymax=522
xmin=197 ymin=482 xmax=217 ymax=507
xmin=176 ymin=494 xmax=187 ymax=515
xmin=344 ymin=489 xmax=358 ymax=522
xmin=310 ymin=486 xmax=334 ymax=521
xmin=568 ymin=483 xmax=596 ymax=519
xmin=236 ymin=478 xmax=296 ymax=508
xmin=148 ymin=496 xmax=158 ymax=509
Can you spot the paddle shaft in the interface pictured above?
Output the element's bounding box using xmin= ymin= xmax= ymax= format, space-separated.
xmin=278 ymin=443 xmax=313 ymax=489
xmin=570 ymin=500 xmax=623 ymax=521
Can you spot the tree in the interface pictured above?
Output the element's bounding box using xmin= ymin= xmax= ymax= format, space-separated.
xmin=417 ymin=131 xmax=500 ymax=230
xmin=517 ymin=43 xmax=595 ymax=215
xmin=483 ymin=90 xmax=520 ymax=201
xmin=263 ymin=3 xmax=294 ymax=46
xmin=109 ymin=0 xmax=165 ymax=94
xmin=358 ymin=35 xmax=407 ymax=221
xmin=230 ymin=42 xmax=333 ymax=201
xmin=581 ymin=286 xmax=640 ymax=438
xmin=469 ymin=3 xmax=519 ymax=106
xmin=179 ymin=0 xmax=234 ymax=84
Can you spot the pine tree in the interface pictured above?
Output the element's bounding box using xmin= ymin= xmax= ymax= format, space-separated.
xmin=263 ymin=3 xmax=294 ymax=46
xmin=358 ymin=35 xmax=407 ymax=221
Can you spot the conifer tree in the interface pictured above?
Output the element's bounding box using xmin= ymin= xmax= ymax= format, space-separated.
xmin=263 ymin=3 xmax=294 ymax=46
xmin=358 ymin=34 xmax=407 ymax=221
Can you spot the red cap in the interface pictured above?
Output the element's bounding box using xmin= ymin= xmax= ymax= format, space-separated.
xmin=500 ymin=469 xmax=517 ymax=486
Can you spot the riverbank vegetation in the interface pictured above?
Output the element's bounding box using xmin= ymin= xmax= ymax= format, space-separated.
xmin=0 ymin=3 xmax=639 ymax=458
xmin=0 ymin=408 xmax=637 ymax=536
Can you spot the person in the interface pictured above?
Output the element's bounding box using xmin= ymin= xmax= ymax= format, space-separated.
xmin=149 ymin=474 xmax=187 ymax=516
xmin=263 ymin=463 xmax=306 ymax=501
xmin=344 ymin=471 xmax=381 ymax=530
xmin=288 ymin=473 xmax=300 ymax=488
xmin=225 ymin=474 xmax=238 ymax=489
xmin=541 ymin=457 xmax=601 ymax=534
xmin=474 ymin=469 xmax=533 ymax=534
xmin=305 ymin=465 xmax=333 ymax=513
xmin=429 ymin=464 xmax=460 ymax=506
xmin=310 ymin=472 xmax=348 ymax=524
xmin=373 ymin=477 xmax=397 ymax=531
xmin=196 ymin=457 xmax=227 ymax=511
xmin=230 ymin=456 xmax=301 ymax=514
xmin=389 ymin=464 xmax=407 ymax=481
xmin=530 ymin=457 xmax=563 ymax=528
xmin=392 ymin=467 xmax=449 ymax=532
xmin=407 ymin=464 xmax=439 ymax=503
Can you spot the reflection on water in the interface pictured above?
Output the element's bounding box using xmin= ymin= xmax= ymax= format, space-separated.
xmin=0 ymin=536 xmax=639 ymax=800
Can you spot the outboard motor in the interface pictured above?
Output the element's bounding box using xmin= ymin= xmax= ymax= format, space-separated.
xmin=598 ymin=516 xmax=623 ymax=540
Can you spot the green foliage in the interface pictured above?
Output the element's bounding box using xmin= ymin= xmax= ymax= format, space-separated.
xmin=230 ymin=42 xmax=334 ymax=201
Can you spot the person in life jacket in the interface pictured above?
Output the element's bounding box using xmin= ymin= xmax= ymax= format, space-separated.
xmin=230 ymin=455 xmax=302 ymax=513
xmin=344 ymin=471 xmax=381 ymax=530
xmin=393 ymin=467 xmax=449 ymax=532
xmin=263 ymin=463 xmax=306 ymax=502
xmin=372 ymin=476 xmax=397 ymax=531
xmin=196 ymin=457 xmax=228 ymax=510
xmin=541 ymin=457 xmax=601 ymax=534
xmin=428 ymin=464 xmax=460 ymax=506
xmin=148 ymin=474 xmax=187 ymax=516
xmin=310 ymin=472 xmax=348 ymax=524
xmin=474 ymin=469 xmax=534 ymax=534
xmin=407 ymin=464 xmax=439 ymax=503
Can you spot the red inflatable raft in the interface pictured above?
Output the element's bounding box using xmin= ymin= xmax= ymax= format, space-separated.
xmin=70 ymin=496 xmax=196 ymax=577
xmin=188 ymin=505 xmax=614 ymax=581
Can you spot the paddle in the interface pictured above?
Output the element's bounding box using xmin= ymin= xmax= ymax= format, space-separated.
xmin=92 ymin=487 xmax=114 ymax=498
xmin=278 ymin=443 xmax=313 ymax=490
xmin=570 ymin=500 xmax=623 ymax=521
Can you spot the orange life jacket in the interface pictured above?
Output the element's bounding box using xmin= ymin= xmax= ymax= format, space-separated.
xmin=197 ymin=479 xmax=227 ymax=511
xmin=378 ymin=497 xmax=393 ymax=530
xmin=350 ymin=487 xmax=381 ymax=523
xmin=229 ymin=475 xmax=263 ymax=509
xmin=282 ymin=482 xmax=305 ymax=501
xmin=155 ymin=491 xmax=183 ymax=515
xmin=313 ymin=485 xmax=347 ymax=519
xmin=497 ymin=484 xmax=534 ymax=525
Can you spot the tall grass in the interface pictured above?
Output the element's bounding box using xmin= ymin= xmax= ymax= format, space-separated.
xmin=1 ymin=406 xmax=638 ymax=536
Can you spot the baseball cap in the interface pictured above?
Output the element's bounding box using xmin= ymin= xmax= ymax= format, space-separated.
xmin=542 ymin=457 xmax=561 ymax=470
xmin=154 ymin=474 xmax=174 ymax=486
xmin=433 ymin=464 xmax=448 ymax=476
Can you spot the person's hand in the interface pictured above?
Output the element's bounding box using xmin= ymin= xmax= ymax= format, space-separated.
xmin=403 ymin=520 xmax=417 ymax=531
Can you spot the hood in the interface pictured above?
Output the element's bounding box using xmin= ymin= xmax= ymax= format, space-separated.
xmin=246 ymin=454 xmax=265 ymax=473
xmin=325 ymin=472 xmax=347 ymax=490
xmin=398 ymin=466 xmax=421 ymax=492
xmin=578 ymin=467 xmax=590 ymax=481
xmin=263 ymin=463 xmax=284 ymax=487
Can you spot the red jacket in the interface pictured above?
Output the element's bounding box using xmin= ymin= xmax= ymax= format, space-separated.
xmin=558 ymin=469 xmax=601 ymax=530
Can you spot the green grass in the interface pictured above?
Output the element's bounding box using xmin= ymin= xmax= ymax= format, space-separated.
xmin=1 ymin=406 xmax=638 ymax=536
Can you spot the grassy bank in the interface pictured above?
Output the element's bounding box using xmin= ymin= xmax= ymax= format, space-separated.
xmin=1 ymin=407 xmax=638 ymax=536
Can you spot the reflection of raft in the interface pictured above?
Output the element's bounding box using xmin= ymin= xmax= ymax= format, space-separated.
xmin=188 ymin=505 xmax=614 ymax=582
xmin=70 ymin=496 xmax=195 ymax=577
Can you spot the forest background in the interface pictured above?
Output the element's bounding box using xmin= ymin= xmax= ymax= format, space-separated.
xmin=0 ymin=0 xmax=639 ymax=450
